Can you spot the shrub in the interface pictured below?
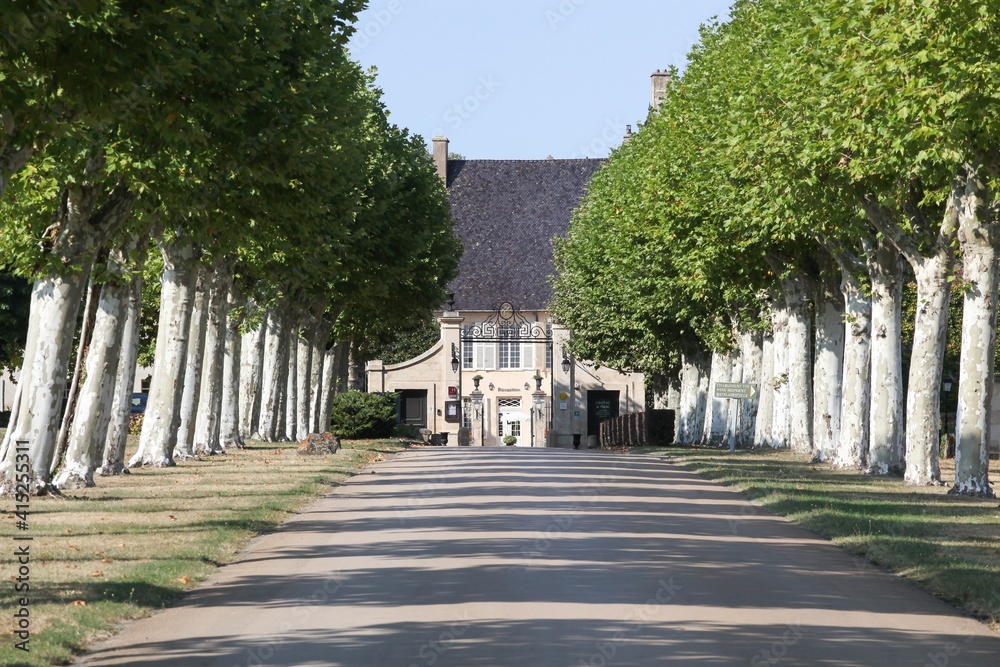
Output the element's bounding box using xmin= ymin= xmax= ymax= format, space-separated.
xmin=128 ymin=413 xmax=144 ymax=436
xmin=330 ymin=391 xmax=398 ymax=438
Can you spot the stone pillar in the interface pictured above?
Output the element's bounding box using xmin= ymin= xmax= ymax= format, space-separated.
xmin=470 ymin=388 xmax=484 ymax=447
xmin=651 ymin=70 xmax=670 ymax=110
xmin=532 ymin=390 xmax=547 ymax=448
xmin=551 ymin=324 xmax=576 ymax=448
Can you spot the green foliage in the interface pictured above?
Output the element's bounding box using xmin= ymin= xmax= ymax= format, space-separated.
xmin=0 ymin=270 xmax=30 ymax=371
xmin=329 ymin=391 xmax=398 ymax=439
xmin=365 ymin=316 xmax=441 ymax=365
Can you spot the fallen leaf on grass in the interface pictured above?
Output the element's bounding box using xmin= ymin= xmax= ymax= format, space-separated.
xmin=90 ymin=570 xmax=104 ymax=577
xmin=69 ymin=545 xmax=80 ymax=551
xmin=178 ymin=576 xmax=191 ymax=584
xmin=71 ymin=600 xmax=87 ymax=607
xmin=101 ymin=558 xmax=113 ymax=564
xmin=65 ymin=529 xmax=72 ymax=534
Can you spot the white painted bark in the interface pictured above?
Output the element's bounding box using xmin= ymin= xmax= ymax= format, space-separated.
xmin=130 ymin=237 xmax=200 ymax=468
xmin=308 ymin=323 xmax=331 ymax=433
xmin=174 ymin=266 xmax=209 ymax=460
xmin=737 ymin=330 xmax=762 ymax=448
xmin=867 ymin=238 xmax=905 ymax=476
xmin=239 ymin=320 xmax=264 ymax=440
xmin=220 ymin=283 xmax=245 ymax=450
xmin=676 ymin=351 xmax=707 ymax=444
xmin=53 ymin=249 xmax=131 ymax=489
xmin=703 ymin=351 xmax=732 ymax=446
xmin=295 ymin=317 xmax=314 ymax=441
xmin=861 ymin=191 xmax=959 ymax=486
xmin=835 ymin=267 xmax=871 ymax=469
xmin=753 ymin=331 xmax=775 ymax=449
xmin=192 ymin=261 xmax=231 ymax=456
xmin=317 ymin=343 xmax=341 ymax=434
xmin=770 ymin=300 xmax=791 ymax=449
xmin=781 ymin=272 xmax=813 ymax=454
xmin=0 ymin=179 xmax=134 ymax=491
xmin=257 ymin=304 xmax=291 ymax=442
xmin=812 ymin=277 xmax=844 ymax=462
xmin=100 ymin=266 xmax=143 ymax=476
xmin=952 ymin=166 xmax=996 ymax=497
xmin=283 ymin=322 xmax=299 ymax=442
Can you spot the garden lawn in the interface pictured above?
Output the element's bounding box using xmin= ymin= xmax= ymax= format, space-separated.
xmin=632 ymin=445 xmax=1000 ymax=632
xmin=0 ymin=437 xmax=407 ymax=666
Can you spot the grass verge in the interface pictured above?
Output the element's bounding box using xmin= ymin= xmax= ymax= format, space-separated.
xmin=630 ymin=445 xmax=1000 ymax=631
xmin=1 ymin=437 xmax=408 ymax=666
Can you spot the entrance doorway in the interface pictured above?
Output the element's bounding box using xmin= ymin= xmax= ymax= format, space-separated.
xmin=497 ymin=397 xmax=525 ymax=446
xmin=587 ymin=390 xmax=620 ymax=437
xmin=397 ymin=389 xmax=428 ymax=427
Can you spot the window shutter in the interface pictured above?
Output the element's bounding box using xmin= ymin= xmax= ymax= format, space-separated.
xmin=482 ymin=343 xmax=497 ymax=370
xmin=522 ymin=341 xmax=535 ymax=371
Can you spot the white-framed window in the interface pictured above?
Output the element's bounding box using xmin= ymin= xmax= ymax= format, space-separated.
xmin=499 ymin=325 xmax=520 ymax=369
xmin=462 ymin=397 xmax=473 ymax=426
xmin=462 ymin=325 xmax=474 ymax=370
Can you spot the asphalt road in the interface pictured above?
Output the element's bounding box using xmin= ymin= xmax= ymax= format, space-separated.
xmin=78 ymin=448 xmax=1000 ymax=666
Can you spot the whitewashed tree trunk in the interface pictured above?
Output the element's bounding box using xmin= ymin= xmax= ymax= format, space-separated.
xmin=737 ymin=330 xmax=763 ymax=448
xmin=861 ymin=191 xmax=959 ymax=486
xmin=174 ymin=266 xmax=209 ymax=460
xmin=835 ymin=268 xmax=872 ymax=469
xmin=295 ymin=315 xmax=315 ymax=440
xmin=130 ymin=236 xmax=200 ymax=468
xmin=0 ymin=179 xmax=134 ymax=491
xmin=220 ymin=283 xmax=246 ymax=450
xmin=726 ymin=348 xmax=744 ymax=448
xmin=318 ymin=342 xmax=341 ymax=433
xmin=812 ymin=275 xmax=844 ymax=462
xmin=704 ymin=351 xmax=732 ymax=446
xmin=867 ymin=238 xmax=905 ymax=476
xmin=781 ymin=271 xmax=813 ymax=454
xmin=239 ymin=320 xmax=264 ymax=440
xmin=677 ymin=351 xmax=708 ymax=444
xmin=284 ymin=318 xmax=299 ymax=442
xmin=952 ymin=165 xmax=996 ymax=497
xmin=53 ymin=247 xmax=133 ymax=489
xmin=100 ymin=266 xmax=143 ymax=476
xmin=192 ymin=261 xmax=231 ymax=456
xmin=753 ymin=331 xmax=775 ymax=449
xmin=770 ymin=299 xmax=791 ymax=449
xmin=309 ymin=322 xmax=331 ymax=433
xmin=257 ymin=303 xmax=291 ymax=442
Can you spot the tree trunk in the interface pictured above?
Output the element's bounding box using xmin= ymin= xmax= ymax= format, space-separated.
xmin=737 ymin=330 xmax=762 ymax=448
xmin=867 ymin=237 xmax=905 ymax=476
xmin=753 ymin=331 xmax=775 ymax=449
xmin=192 ymin=261 xmax=231 ymax=456
xmin=51 ymin=270 xmax=103 ymax=475
xmin=295 ymin=316 xmax=315 ymax=441
xmin=703 ymin=351 xmax=731 ymax=446
xmin=770 ymin=298 xmax=791 ymax=449
xmin=174 ymin=266 xmax=210 ymax=460
xmin=239 ymin=320 xmax=264 ymax=440
xmin=100 ymin=265 xmax=143 ymax=476
xmin=257 ymin=304 xmax=291 ymax=442
xmin=812 ymin=274 xmax=844 ymax=462
xmin=835 ymin=267 xmax=872 ymax=470
xmin=220 ymin=283 xmax=246 ymax=450
xmin=676 ymin=351 xmax=707 ymax=444
xmin=283 ymin=319 xmax=299 ymax=442
xmin=952 ymin=164 xmax=996 ymax=497
xmin=781 ymin=271 xmax=813 ymax=454
xmin=53 ymin=247 xmax=133 ymax=489
xmin=318 ymin=343 xmax=341 ymax=434
xmin=348 ymin=342 xmax=365 ymax=391
xmin=0 ymin=179 xmax=134 ymax=492
xmin=309 ymin=323 xmax=331 ymax=433
xmin=130 ymin=236 xmax=200 ymax=468
xmin=861 ymin=188 xmax=959 ymax=486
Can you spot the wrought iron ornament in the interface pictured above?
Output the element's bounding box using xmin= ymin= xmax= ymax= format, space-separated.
xmin=463 ymin=302 xmax=551 ymax=342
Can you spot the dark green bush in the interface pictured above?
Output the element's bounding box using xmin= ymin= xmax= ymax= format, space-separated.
xmin=330 ymin=391 xmax=398 ymax=438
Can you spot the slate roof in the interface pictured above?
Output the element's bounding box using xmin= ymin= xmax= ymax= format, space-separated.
xmin=446 ymin=158 xmax=605 ymax=312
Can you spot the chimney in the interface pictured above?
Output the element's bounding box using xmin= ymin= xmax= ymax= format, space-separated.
xmin=432 ymin=136 xmax=449 ymax=182
xmin=651 ymin=69 xmax=670 ymax=111
xmin=623 ymin=124 xmax=633 ymax=142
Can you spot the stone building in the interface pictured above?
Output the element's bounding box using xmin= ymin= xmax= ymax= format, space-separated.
xmin=366 ymin=139 xmax=646 ymax=447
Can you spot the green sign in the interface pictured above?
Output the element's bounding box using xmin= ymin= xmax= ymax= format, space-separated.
xmin=714 ymin=382 xmax=757 ymax=399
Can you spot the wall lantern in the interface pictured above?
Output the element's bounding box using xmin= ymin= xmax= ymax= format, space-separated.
xmin=523 ymin=382 xmax=530 ymax=391
xmin=488 ymin=382 xmax=495 ymax=391
xmin=450 ymin=343 xmax=460 ymax=373
xmin=561 ymin=352 xmax=571 ymax=374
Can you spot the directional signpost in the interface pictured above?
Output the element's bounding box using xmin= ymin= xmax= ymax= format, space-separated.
xmin=713 ymin=383 xmax=758 ymax=452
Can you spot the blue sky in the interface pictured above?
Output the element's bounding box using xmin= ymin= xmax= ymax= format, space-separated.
xmin=348 ymin=0 xmax=733 ymax=160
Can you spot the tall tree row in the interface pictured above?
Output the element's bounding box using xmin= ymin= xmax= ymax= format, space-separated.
xmin=0 ymin=1 xmax=460 ymax=493
xmin=553 ymin=0 xmax=1000 ymax=496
